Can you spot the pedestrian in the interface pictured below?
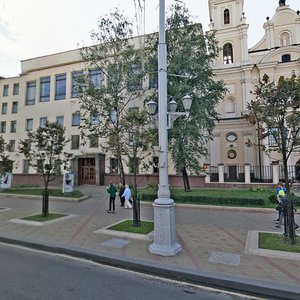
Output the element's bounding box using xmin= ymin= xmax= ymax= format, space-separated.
xmin=274 ymin=189 xmax=286 ymax=229
xmin=106 ymin=182 xmax=117 ymax=213
xmin=119 ymin=183 xmax=125 ymax=207
xmin=274 ymin=182 xmax=285 ymax=223
xmin=121 ymin=184 xmax=132 ymax=209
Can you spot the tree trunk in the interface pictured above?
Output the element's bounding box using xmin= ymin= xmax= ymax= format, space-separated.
xmin=182 ymin=166 xmax=191 ymax=192
xmin=132 ymin=161 xmax=140 ymax=227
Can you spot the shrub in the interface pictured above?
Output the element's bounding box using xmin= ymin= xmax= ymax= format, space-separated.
xmin=139 ymin=193 xmax=264 ymax=206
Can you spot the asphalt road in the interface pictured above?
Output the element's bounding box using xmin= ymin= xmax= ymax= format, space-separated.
xmin=0 ymin=243 xmax=261 ymax=300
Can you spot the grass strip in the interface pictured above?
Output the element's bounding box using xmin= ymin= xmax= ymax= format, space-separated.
xmin=21 ymin=213 xmax=67 ymax=222
xmin=0 ymin=189 xmax=83 ymax=198
xmin=259 ymin=232 xmax=300 ymax=253
xmin=108 ymin=219 xmax=154 ymax=234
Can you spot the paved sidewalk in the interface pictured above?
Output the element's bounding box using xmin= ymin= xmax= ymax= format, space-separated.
xmin=0 ymin=185 xmax=300 ymax=299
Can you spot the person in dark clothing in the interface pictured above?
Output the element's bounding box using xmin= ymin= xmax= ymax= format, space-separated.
xmin=119 ymin=183 xmax=125 ymax=207
xmin=106 ymin=182 xmax=117 ymax=213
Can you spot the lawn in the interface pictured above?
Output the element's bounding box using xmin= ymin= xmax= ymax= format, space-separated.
xmin=0 ymin=188 xmax=83 ymax=198
xmin=21 ymin=213 xmax=67 ymax=222
xmin=108 ymin=219 xmax=154 ymax=234
xmin=259 ymin=232 xmax=300 ymax=253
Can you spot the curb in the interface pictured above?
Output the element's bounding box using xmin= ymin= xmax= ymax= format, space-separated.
xmin=0 ymin=236 xmax=300 ymax=300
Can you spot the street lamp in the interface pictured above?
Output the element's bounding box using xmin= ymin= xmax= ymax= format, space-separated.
xmin=146 ymin=0 xmax=182 ymax=256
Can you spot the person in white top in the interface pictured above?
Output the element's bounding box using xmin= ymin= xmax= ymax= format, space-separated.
xmin=121 ymin=184 xmax=132 ymax=209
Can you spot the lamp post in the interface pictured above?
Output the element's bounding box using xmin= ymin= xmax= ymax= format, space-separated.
xmin=147 ymin=0 xmax=182 ymax=256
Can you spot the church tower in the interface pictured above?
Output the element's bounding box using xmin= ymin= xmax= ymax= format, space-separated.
xmin=208 ymin=0 xmax=249 ymax=66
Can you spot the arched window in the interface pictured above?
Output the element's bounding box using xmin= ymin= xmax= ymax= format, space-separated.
xmin=280 ymin=32 xmax=291 ymax=47
xmin=225 ymin=97 xmax=236 ymax=114
xmin=224 ymin=9 xmax=230 ymax=24
xmin=223 ymin=43 xmax=233 ymax=64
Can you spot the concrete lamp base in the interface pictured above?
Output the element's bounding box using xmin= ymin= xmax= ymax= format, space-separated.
xmin=149 ymin=201 xmax=182 ymax=256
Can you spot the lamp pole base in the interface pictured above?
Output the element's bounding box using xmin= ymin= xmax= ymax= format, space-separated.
xmin=149 ymin=200 xmax=182 ymax=256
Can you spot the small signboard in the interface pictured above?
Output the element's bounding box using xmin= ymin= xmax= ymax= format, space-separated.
xmin=0 ymin=173 xmax=12 ymax=189
xmin=62 ymin=173 xmax=74 ymax=193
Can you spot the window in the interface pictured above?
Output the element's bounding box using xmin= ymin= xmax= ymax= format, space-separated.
xmin=89 ymin=69 xmax=101 ymax=89
xmin=25 ymin=119 xmax=33 ymax=131
xmin=26 ymin=81 xmax=36 ymax=105
xmin=0 ymin=121 xmax=6 ymax=133
xmin=89 ymin=135 xmax=99 ymax=148
xmin=40 ymin=117 xmax=48 ymax=128
xmin=149 ymin=72 xmax=158 ymax=89
xmin=12 ymin=101 xmax=18 ymax=113
xmin=72 ymin=113 xmax=80 ymax=126
xmin=10 ymin=120 xmax=17 ymax=133
xmin=54 ymin=159 xmax=62 ymax=175
xmin=90 ymin=113 xmax=99 ymax=125
xmin=127 ymin=63 xmax=142 ymax=91
xmin=7 ymin=140 xmax=15 ymax=152
xmin=13 ymin=83 xmax=19 ymax=95
xmin=129 ymin=157 xmax=140 ymax=173
xmin=110 ymin=158 xmax=118 ymax=174
xmin=282 ymin=54 xmax=291 ymax=63
xmin=225 ymin=98 xmax=235 ymax=114
xmin=1 ymin=102 xmax=7 ymax=114
xmin=108 ymin=63 xmax=121 ymax=91
xmin=40 ymin=76 xmax=50 ymax=102
xmin=56 ymin=116 xmax=64 ymax=127
xmin=23 ymin=160 xmax=30 ymax=174
xmin=55 ymin=73 xmax=66 ymax=100
xmin=3 ymin=84 xmax=9 ymax=96
xmin=71 ymin=135 xmax=80 ymax=149
xmin=153 ymin=156 xmax=159 ymax=173
xmin=223 ymin=43 xmax=233 ymax=64
xmin=71 ymin=71 xmax=83 ymax=98
xmin=268 ymin=128 xmax=278 ymax=147
xmin=128 ymin=107 xmax=139 ymax=113
xmin=226 ymin=132 xmax=237 ymax=142
xmin=224 ymin=9 xmax=230 ymax=24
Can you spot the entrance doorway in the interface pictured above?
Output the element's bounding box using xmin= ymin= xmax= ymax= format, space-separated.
xmin=228 ymin=165 xmax=237 ymax=181
xmin=79 ymin=158 xmax=96 ymax=185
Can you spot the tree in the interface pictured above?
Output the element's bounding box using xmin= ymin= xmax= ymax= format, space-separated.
xmin=0 ymin=136 xmax=13 ymax=175
xmin=78 ymin=9 xmax=156 ymax=226
xmin=244 ymin=73 xmax=300 ymax=243
xmin=19 ymin=122 xmax=72 ymax=216
xmin=145 ymin=3 xmax=226 ymax=191
xmin=78 ymin=8 xmax=150 ymax=186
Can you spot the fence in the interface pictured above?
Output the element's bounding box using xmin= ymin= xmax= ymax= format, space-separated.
xmin=210 ymin=165 xmax=299 ymax=183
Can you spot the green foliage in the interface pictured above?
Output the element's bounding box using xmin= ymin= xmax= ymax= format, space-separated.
xmin=108 ymin=219 xmax=154 ymax=234
xmin=259 ymin=233 xmax=299 ymax=253
xmin=0 ymin=135 xmax=13 ymax=174
xmin=244 ymin=74 xmax=300 ymax=194
xmin=19 ymin=122 xmax=72 ymax=186
xmin=79 ymin=8 xmax=156 ymax=186
xmin=250 ymin=186 xmax=273 ymax=192
xmin=145 ymin=3 xmax=226 ymax=181
xmin=139 ymin=191 xmax=264 ymax=206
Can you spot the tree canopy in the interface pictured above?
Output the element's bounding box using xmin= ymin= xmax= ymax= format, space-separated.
xmin=145 ymin=3 xmax=226 ymax=190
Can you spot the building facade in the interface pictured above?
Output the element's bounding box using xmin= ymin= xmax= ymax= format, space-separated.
xmin=208 ymin=0 xmax=300 ymax=182
xmin=0 ymin=0 xmax=300 ymax=186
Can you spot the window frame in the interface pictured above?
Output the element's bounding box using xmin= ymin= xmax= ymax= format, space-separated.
xmin=55 ymin=73 xmax=66 ymax=100
xmin=40 ymin=76 xmax=51 ymax=102
xmin=26 ymin=81 xmax=36 ymax=105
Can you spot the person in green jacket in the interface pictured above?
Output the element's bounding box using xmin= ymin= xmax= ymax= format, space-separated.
xmin=106 ymin=182 xmax=117 ymax=213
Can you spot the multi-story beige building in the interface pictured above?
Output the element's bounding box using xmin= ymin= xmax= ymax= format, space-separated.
xmin=0 ymin=0 xmax=300 ymax=186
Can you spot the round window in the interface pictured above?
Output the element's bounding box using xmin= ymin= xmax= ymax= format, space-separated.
xmin=227 ymin=150 xmax=237 ymax=159
xmin=226 ymin=132 xmax=237 ymax=142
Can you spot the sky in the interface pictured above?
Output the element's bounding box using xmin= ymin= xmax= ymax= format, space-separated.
xmin=0 ymin=0 xmax=299 ymax=78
